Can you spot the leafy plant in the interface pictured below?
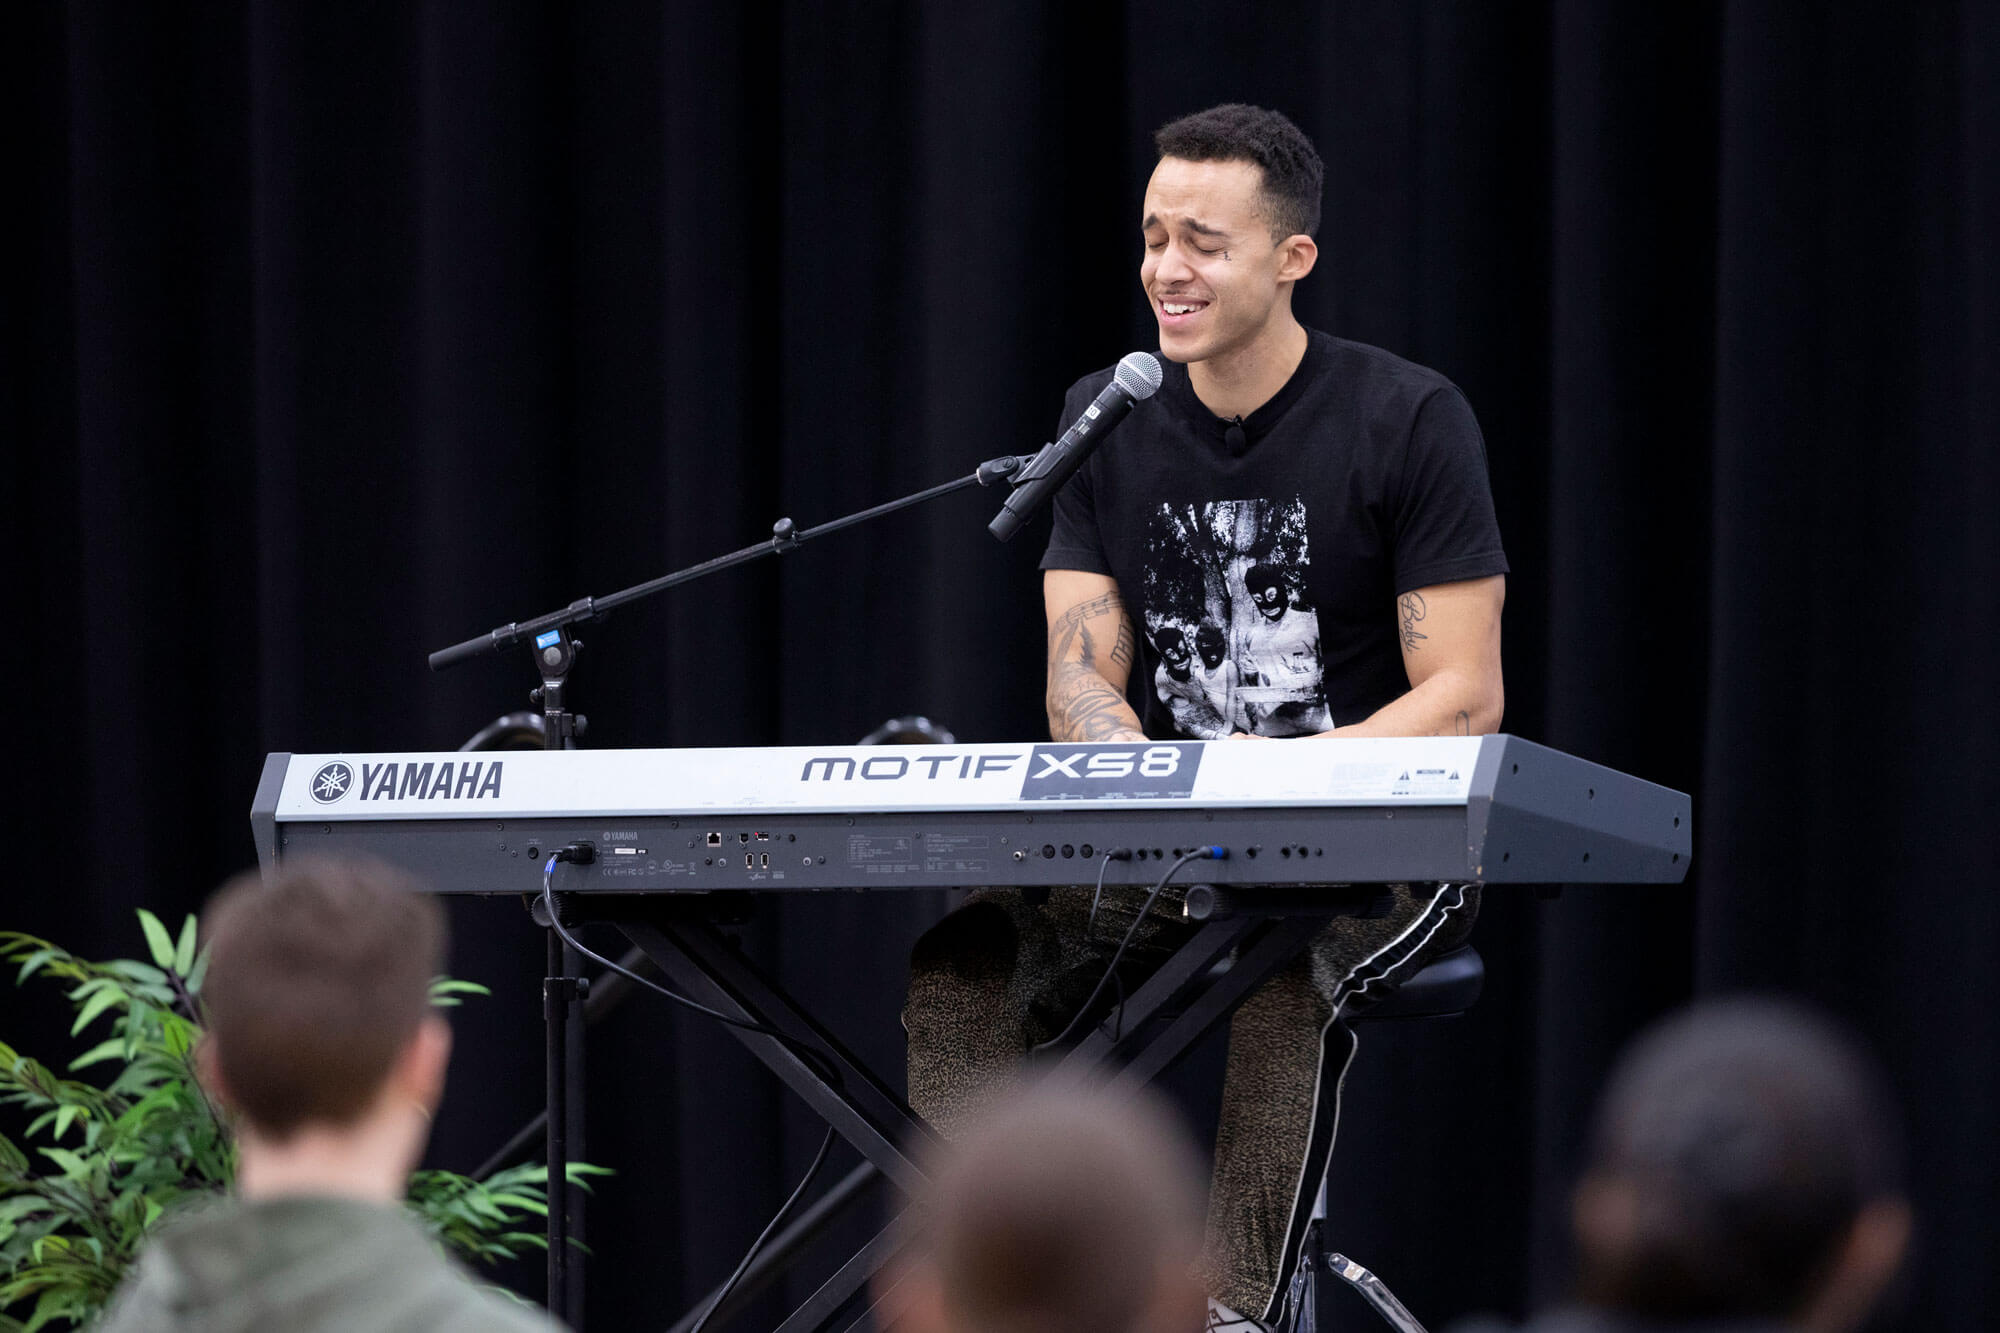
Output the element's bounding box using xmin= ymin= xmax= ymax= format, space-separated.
xmin=0 ymin=911 xmax=601 ymax=1331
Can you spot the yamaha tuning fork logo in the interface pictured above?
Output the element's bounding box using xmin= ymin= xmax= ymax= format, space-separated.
xmin=310 ymin=761 xmax=355 ymax=804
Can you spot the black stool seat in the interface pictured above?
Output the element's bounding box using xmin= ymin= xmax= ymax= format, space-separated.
xmin=1349 ymin=945 xmax=1483 ymax=1020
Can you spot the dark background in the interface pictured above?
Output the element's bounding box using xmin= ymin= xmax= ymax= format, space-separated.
xmin=8 ymin=2 xmax=1996 ymax=1330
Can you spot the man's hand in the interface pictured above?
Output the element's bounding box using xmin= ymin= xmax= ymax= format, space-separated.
xmin=1044 ymin=570 xmax=1148 ymax=743
xmin=1323 ymin=574 xmax=1506 ymax=738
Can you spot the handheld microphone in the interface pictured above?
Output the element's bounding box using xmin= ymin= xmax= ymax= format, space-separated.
xmin=989 ymin=351 xmax=1163 ymax=541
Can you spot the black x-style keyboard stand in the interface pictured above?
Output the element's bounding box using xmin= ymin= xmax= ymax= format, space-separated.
xmin=604 ymin=892 xmax=1360 ymax=1333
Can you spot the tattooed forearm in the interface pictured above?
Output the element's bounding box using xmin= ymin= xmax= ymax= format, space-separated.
xmin=1047 ymin=588 xmax=1144 ymax=740
xmin=1398 ymin=592 xmax=1429 ymax=652
xmin=1109 ymin=620 xmax=1135 ymax=671
xmin=1047 ymin=661 xmax=1144 ymax=742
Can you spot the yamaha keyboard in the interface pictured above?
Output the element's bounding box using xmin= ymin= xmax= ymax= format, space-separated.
xmin=251 ymin=736 xmax=1690 ymax=892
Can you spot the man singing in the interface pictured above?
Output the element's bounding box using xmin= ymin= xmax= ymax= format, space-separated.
xmin=906 ymin=103 xmax=1507 ymax=1329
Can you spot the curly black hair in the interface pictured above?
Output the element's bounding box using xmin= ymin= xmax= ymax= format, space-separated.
xmin=1153 ymin=103 xmax=1323 ymax=239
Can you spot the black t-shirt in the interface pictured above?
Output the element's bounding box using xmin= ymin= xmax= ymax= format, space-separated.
xmin=1041 ymin=329 xmax=1508 ymax=740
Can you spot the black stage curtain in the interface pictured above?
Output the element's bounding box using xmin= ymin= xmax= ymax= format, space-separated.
xmin=8 ymin=4 xmax=1996 ymax=1329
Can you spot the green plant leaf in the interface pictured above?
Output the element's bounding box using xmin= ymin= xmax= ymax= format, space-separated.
xmin=158 ymin=1015 xmax=197 ymax=1061
xmin=137 ymin=990 xmax=180 ymax=1017
xmin=183 ymin=947 xmax=210 ymax=995
xmin=135 ymin=912 xmax=175 ymax=972
xmin=12 ymin=950 xmax=57 ymax=988
xmin=68 ymin=988 xmax=123 ymax=1039
xmin=171 ymin=918 xmax=197 ymax=976
xmin=99 ymin=960 xmax=167 ymax=986
xmin=427 ymin=978 xmax=491 ymax=1008
xmin=66 ymin=1039 xmax=127 ymax=1074
xmin=61 ymin=977 xmax=113 ymax=1005
xmin=34 ymin=1149 xmax=88 ymax=1182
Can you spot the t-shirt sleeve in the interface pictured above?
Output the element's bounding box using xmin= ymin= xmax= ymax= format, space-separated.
xmin=1391 ymin=385 xmax=1510 ymax=593
xmin=1039 ymin=380 xmax=1113 ymax=576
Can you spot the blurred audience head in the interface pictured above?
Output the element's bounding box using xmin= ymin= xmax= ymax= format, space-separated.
xmin=198 ymin=858 xmax=448 ymax=1174
xmin=1572 ymin=998 xmax=1910 ymax=1332
xmin=889 ymin=1077 xmax=1205 ymax=1333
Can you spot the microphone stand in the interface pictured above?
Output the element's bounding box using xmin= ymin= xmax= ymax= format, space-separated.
xmin=427 ymin=450 xmax=1031 ymax=1328
xmin=429 ymin=451 xmax=1031 ymax=688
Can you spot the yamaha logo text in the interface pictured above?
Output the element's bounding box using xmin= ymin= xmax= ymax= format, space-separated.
xmin=309 ymin=759 xmax=505 ymax=803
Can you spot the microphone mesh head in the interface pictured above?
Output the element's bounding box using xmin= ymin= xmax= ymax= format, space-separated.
xmin=1114 ymin=351 xmax=1165 ymax=400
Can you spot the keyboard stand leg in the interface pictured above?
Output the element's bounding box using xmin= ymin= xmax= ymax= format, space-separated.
xmin=660 ymin=1160 xmax=886 ymax=1333
xmin=1062 ymin=914 xmax=1262 ymax=1072
xmin=617 ymin=910 xmax=939 ymax=1192
xmin=1048 ymin=913 xmax=1329 ymax=1098
xmin=768 ymin=1207 xmax=919 ymax=1333
xmin=614 ymin=908 xmax=938 ymax=1332
xmin=1106 ymin=915 xmax=1328 ymax=1095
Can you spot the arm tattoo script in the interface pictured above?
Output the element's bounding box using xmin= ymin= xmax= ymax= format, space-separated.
xmin=1398 ymin=592 xmax=1430 ymax=652
xmin=1048 ymin=591 xmax=1125 ymax=664
xmin=1047 ymin=591 xmax=1142 ymax=741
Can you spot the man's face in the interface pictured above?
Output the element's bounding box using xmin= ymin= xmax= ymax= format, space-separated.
xmin=1141 ymin=157 xmax=1290 ymax=364
xmin=1252 ymin=581 xmax=1285 ymax=619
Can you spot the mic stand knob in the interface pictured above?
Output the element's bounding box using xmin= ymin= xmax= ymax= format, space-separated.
xmin=529 ymin=628 xmax=584 ymax=751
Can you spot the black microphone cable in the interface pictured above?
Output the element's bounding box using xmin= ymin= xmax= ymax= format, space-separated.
xmin=1034 ymin=845 xmax=1225 ymax=1055
xmin=1084 ymin=846 xmax=1135 ymax=943
xmin=688 ymin=1122 xmax=838 ymax=1333
xmin=540 ymin=855 xmax=846 ymax=1333
xmin=539 ymin=856 xmax=844 ymax=1088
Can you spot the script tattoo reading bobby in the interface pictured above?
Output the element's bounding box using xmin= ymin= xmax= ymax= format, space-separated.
xmin=1398 ymin=591 xmax=1429 ymax=652
xmin=1047 ymin=590 xmax=1143 ymax=742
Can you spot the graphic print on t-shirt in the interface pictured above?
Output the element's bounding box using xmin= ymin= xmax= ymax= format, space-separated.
xmin=1140 ymin=499 xmax=1332 ymax=738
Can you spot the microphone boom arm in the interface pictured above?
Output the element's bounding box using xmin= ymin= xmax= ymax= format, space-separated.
xmin=427 ymin=452 xmax=1034 ymax=675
